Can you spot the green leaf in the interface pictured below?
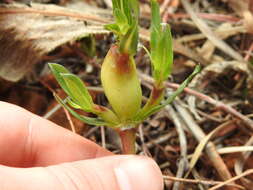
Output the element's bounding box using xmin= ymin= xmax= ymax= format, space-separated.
xmin=114 ymin=8 xmax=130 ymax=35
xmin=150 ymin=0 xmax=161 ymax=35
xmin=54 ymin=94 xmax=108 ymax=126
xmin=163 ymin=65 xmax=200 ymax=104
xmin=106 ymin=0 xmax=139 ymax=55
xmin=150 ymin=0 xmax=173 ymax=83
xmin=49 ymin=63 xmax=94 ymax=112
xmin=112 ymin=0 xmax=120 ymax=10
xmin=129 ymin=0 xmax=139 ymax=18
xmin=150 ymin=0 xmax=161 ymax=56
xmin=67 ymin=98 xmax=82 ymax=109
xmin=60 ymin=73 xmax=94 ymax=112
xmin=104 ymin=23 xmax=121 ymax=35
xmin=137 ymin=65 xmax=201 ymax=120
xmin=111 ymin=0 xmax=131 ymax=29
xmin=119 ymin=21 xmax=138 ymax=55
xmin=154 ymin=25 xmax=173 ymax=81
xmin=48 ymin=63 xmax=71 ymax=95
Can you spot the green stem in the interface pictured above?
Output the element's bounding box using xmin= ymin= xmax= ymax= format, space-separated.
xmin=118 ymin=128 xmax=136 ymax=154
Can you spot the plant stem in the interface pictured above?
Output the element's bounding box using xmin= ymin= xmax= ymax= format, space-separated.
xmin=118 ymin=128 xmax=136 ymax=154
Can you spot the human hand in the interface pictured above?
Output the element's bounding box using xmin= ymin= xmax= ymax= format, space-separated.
xmin=0 ymin=101 xmax=163 ymax=190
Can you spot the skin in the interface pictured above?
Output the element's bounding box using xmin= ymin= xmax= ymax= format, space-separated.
xmin=0 ymin=101 xmax=163 ymax=190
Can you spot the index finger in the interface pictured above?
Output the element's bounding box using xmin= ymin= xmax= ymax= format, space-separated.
xmin=0 ymin=101 xmax=112 ymax=167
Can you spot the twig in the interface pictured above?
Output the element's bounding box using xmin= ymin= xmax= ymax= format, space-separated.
xmin=176 ymin=25 xmax=245 ymax=43
xmin=208 ymin=169 xmax=253 ymax=190
xmin=163 ymin=175 xmax=244 ymax=189
xmin=217 ymin=146 xmax=253 ymax=154
xmin=165 ymin=104 xmax=188 ymax=190
xmin=234 ymin=135 xmax=253 ymax=186
xmin=43 ymin=103 xmax=62 ymax=119
xmin=244 ymin=42 xmax=253 ymax=61
xmin=174 ymin=100 xmax=235 ymax=189
xmin=174 ymin=101 xmax=232 ymax=174
xmin=138 ymin=124 xmax=151 ymax=156
xmin=181 ymin=0 xmax=244 ymax=62
xmin=100 ymin=126 xmax=106 ymax=149
xmin=160 ymin=0 xmax=172 ymax=15
xmin=63 ymin=107 xmax=76 ymax=133
xmin=84 ymin=126 xmax=99 ymax=138
xmin=146 ymin=130 xmax=177 ymax=148
xmin=167 ymin=12 xmax=240 ymax=23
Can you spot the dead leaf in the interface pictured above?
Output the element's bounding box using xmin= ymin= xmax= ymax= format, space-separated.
xmin=227 ymin=0 xmax=253 ymax=33
xmin=186 ymin=121 xmax=233 ymax=177
xmin=0 ymin=2 xmax=207 ymax=82
xmin=181 ymin=0 xmax=244 ymax=62
xmin=0 ymin=3 xmax=110 ymax=81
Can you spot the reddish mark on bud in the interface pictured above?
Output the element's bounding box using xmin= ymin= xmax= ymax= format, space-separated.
xmin=93 ymin=104 xmax=107 ymax=112
xmin=149 ymin=86 xmax=164 ymax=105
xmin=110 ymin=45 xmax=131 ymax=74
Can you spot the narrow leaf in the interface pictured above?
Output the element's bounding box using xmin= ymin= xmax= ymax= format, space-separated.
xmin=161 ymin=25 xmax=173 ymax=80
xmin=185 ymin=121 xmax=231 ymax=177
xmin=114 ymin=8 xmax=130 ymax=35
xmin=119 ymin=21 xmax=139 ymax=55
xmin=54 ymin=94 xmax=108 ymax=126
xmin=129 ymin=0 xmax=139 ymax=18
xmin=108 ymin=0 xmax=139 ymax=55
xmin=67 ymin=98 xmax=82 ymax=109
xmin=48 ymin=63 xmax=71 ymax=95
xmin=150 ymin=0 xmax=173 ymax=83
xmin=60 ymin=73 xmax=94 ymax=112
xmin=163 ymin=65 xmax=201 ymax=106
xmin=104 ymin=23 xmax=121 ymax=35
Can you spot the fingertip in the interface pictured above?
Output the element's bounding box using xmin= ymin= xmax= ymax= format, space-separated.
xmin=115 ymin=156 xmax=164 ymax=190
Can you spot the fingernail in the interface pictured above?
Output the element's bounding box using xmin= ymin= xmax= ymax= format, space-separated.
xmin=114 ymin=156 xmax=163 ymax=190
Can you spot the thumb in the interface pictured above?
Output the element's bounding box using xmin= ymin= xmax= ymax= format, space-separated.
xmin=1 ymin=155 xmax=164 ymax=190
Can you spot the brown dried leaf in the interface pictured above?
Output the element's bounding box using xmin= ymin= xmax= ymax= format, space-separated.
xmin=227 ymin=0 xmax=253 ymax=33
xmin=0 ymin=2 xmax=208 ymax=82
xmin=0 ymin=3 xmax=110 ymax=81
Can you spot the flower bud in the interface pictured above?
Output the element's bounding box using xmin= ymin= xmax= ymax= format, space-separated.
xmin=101 ymin=45 xmax=142 ymax=122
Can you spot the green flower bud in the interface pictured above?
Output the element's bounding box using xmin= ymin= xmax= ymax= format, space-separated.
xmin=101 ymin=45 xmax=142 ymax=122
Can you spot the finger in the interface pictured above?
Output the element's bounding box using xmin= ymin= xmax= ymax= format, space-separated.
xmin=0 ymin=155 xmax=163 ymax=190
xmin=0 ymin=101 xmax=112 ymax=167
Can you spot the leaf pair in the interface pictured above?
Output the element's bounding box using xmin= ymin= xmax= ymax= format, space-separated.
xmin=49 ymin=63 xmax=121 ymax=127
xmin=110 ymin=0 xmax=139 ymax=31
xmin=150 ymin=0 xmax=173 ymax=85
xmin=105 ymin=0 xmax=139 ymax=55
xmin=49 ymin=63 xmax=94 ymax=112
